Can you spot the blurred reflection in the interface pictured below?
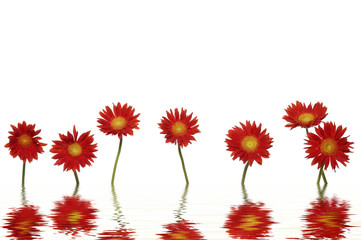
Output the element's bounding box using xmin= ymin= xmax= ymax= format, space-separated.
xmin=97 ymin=229 xmax=136 ymax=240
xmin=157 ymin=185 xmax=206 ymax=240
xmin=3 ymin=186 xmax=46 ymax=239
xmin=223 ymin=185 xmax=276 ymax=239
xmin=96 ymin=186 xmax=136 ymax=239
xmin=301 ymin=185 xmax=352 ymax=239
xmin=50 ymin=185 xmax=98 ymax=238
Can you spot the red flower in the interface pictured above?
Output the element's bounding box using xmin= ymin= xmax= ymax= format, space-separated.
xmin=50 ymin=195 xmax=98 ymax=236
xmin=224 ymin=202 xmax=275 ymax=239
xmin=283 ymin=101 xmax=327 ymax=129
xmin=225 ymin=121 xmax=273 ymax=166
xmin=157 ymin=220 xmax=205 ymax=240
xmin=97 ymin=229 xmax=136 ymax=240
xmin=5 ymin=121 xmax=46 ymax=163
xmin=158 ymin=108 xmax=200 ymax=148
xmin=97 ymin=103 xmax=140 ymax=139
xmin=50 ymin=126 xmax=97 ymax=172
xmin=305 ymin=122 xmax=353 ymax=171
xmin=3 ymin=205 xmax=46 ymax=239
xmin=302 ymin=197 xmax=351 ymax=239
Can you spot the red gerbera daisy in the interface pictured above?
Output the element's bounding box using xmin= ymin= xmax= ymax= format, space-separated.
xmin=225 ymin=121 xmax=273 ymax=166
xmin=283 ymin=101 xmax=328 ymax=130
xmin=224 ymin=202 xmax=276 ymax=239
xmin=157 ymin=220 xmax=205 ymax=240
xmin=97 ymin=103 xmax=140 ymax=139
xmin=5 ymin=121 xmax=46 ymax=163
xmin=50 ymin=195 xmax=98 ymax=237
xmin=3 ymin=204 xmax=46 ymax=239
xmin=50 ymin=126 xmax=97 ymax=172
xmin=158 ymin=108 xmax=200 ymax=148
xmin=302 ymin=197 xmax=351 ymax=239
xmin=97 ymin=229 xmax=136 ymax=240
xmin=305 ymin=122 xmax=353 ymax=171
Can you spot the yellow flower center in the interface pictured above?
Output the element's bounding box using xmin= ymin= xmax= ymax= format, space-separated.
xmin=111 ymin=117 xmax=127 ymax=130
xmin=171 ymin=122 xmax=187 ymax=136
xmin=14 ymin=220 xmax=31 ymax=234
xmin=320 ymin=138 xmax=338 ymax=156
xmin=68 ymin=143 xmax=83 ymax=157
xmin=18 ymin=134 xmax=33 ymax=148
xmin=169 ymin=231 xmax=188 ymax=239
xmin=298 ymin=113 xmax=315 ymax=125
xmin=236 ymin=214 xmax=262 ymax=231
xmin=66 ymin=211 xmax=84 ymax=224
xmin=317 ymin=212 xmax=338 ymax=228
xmin=241 ymin=136 xmax=259 ymax=153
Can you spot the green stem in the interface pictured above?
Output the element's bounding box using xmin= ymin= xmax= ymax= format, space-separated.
xmin=175 ymin=184 xmax=189 ymax=220
xmin=241 ymin=161 xmax=250 ymax=186
xmin=178 ymin=145 xmax=189 ymax=185
xmin=321 ymin=167 xmax=328 ymax=185
xmin=73 ymin=170 xmax=79 ymax=186
xmin=22 ymin=161 xmax=26 ymax=187
xmin=73 ymin=183 xmax=79 ymax=196
xmin=317 ymin=162 xmax=327 ymax=185
xmin=21 ymin=185 xmax=28 ymax=205
xmin=241 ymin=184 xmax=249 ymax=203
xmin=111 ymin=137 xmax=123 ymax=185
xmin=306 ymin=127 xmax=309 ymax=135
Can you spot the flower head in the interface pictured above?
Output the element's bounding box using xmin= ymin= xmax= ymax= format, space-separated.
xmin=225 ymin=121 xmax=273 ymax=166
xmin=305 ymin=122 xmax=353 ymax=171
xmin=158 ymin=108 xmax=200 ymax=148
xmin=302 ymin=197 xmax=351 ymax=239
xmin=157 ymin=220 xmax=205 ymax=240
xmin=50 ymin=126 xmax=97 ymax=172
xmin=5 ymin=121 xmax=47 ymax=163
xmin=50 ymin=195 xmax=98 ymax=236
xmin=283 ymin=101 xmax=327 ymax=129
xmin=97 ymin=103 xmax=140 ymax=139
xmin=97 ymin=229 xmax=136 ymax=240
xmin=3 ymin=205 xmax=46 ymax=239
xmin=224 ymin=202 xmax=276 ymax=239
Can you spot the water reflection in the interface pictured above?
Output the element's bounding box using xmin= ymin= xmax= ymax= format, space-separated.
xmin=223 ymin=185 xmax=276 ymax=239
xmin=3 ymin=186 xmax=46 ymax=239
xmin=302 ymin=185 xmax=352 ymax=239
xmin=50 ymin=185 xmax=98 ymax=238
xmin=96 ymin=186 xmax=136 ymax=239
xmin=157 ymin=185 xmax=206 ymax=240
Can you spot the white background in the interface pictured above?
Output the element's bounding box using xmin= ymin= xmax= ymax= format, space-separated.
xmin=0 ymin=0 xmax=360 ymax=187
xmin=0 ymin=1 xmax=361 ymax=238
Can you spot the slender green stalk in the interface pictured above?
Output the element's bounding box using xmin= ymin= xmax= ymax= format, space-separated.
xmin=321 ymin=167 xmax=328 ymax=185
xmin=317 ymin=182 xmax=327 ymax=202
xmin=73 ymin=170 xmax=79 ymax=186
xmin=241 ymin=161 xmax=250 ymax=186
xmin=241 ymin=184 xmax=249 ymax=203
xmin=21 ymin=185 xmax=28 ymax=205
xmin=111 ymin=137 xmax=123 ymax=185
xmin=305 ymin=127 xmax=309 ymax=135
xmin=178 ymin=145 xmax=189 ymax=185
xmin=22 ymin=161 xmax=26 ymax=187
xmin=317 ymin=162 xmax=327 ymax=185
xmin=73 ymin=183 xmax=79 ymax=196
xmin=175 ymin=184 xmax=189 ymax=220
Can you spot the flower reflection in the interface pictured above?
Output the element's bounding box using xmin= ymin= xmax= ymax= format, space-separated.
xmin=302 ymin=197 xmax=351 ymax=239
xmin=97 ymin=229 xmax=136 ymax=240
xmin=97 ymin=186 xmax=136 ymax=239
xmin=50 ymin=194 xmax=98 ymax=237
xmin=224 ymin=186 xmax=275 ymax=239
xmin=158 ymin=185 xmax=206 ymax=239
xmin=3 ymin=204 xmax=46 ymax=240
xmin=158 ymin=220 xmax=206 ymax=240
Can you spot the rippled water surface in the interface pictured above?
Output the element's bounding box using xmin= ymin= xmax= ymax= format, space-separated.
xmin=0 ymin=183 xmax=360 ymax=239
